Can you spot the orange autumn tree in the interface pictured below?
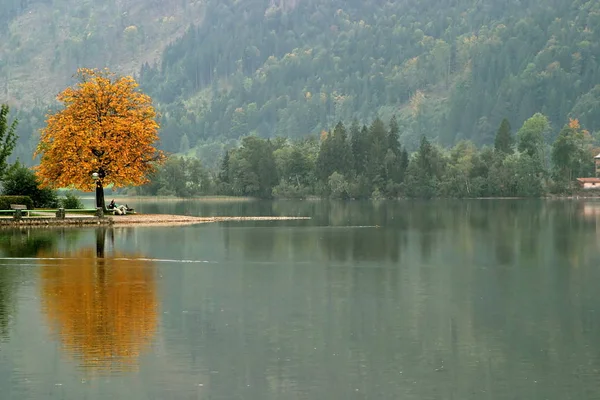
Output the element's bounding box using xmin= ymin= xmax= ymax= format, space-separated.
xmin=35 ymin=68 xmax=165 ymax=209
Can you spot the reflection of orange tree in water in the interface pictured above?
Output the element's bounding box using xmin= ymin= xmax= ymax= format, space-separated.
xmin=39 ymin=247 xmax=158 ymax=374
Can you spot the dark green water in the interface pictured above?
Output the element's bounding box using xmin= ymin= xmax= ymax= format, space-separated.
xmin=2 ymin=199 xmax=600 ymax=399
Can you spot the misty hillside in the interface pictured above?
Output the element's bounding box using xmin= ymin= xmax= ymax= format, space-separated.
xmin=0 ymin=0 xmax=205 ymax=106
xmin=2 ymin=0 xmax=600 ymax=164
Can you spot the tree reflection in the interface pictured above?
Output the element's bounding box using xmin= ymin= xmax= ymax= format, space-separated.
xmin=0 ymin=229 xmax=65 ymax=341
xmin=0 ymin=229 xmax=58 ymax=257
xmin=0 ymin=264 xmax=16 ymax=340
xmin=39 ymin=232 xmax=158 ymax=374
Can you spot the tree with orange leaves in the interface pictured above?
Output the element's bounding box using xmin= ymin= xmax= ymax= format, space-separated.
xmin=35 ymin=68 xmax=165 ymax=209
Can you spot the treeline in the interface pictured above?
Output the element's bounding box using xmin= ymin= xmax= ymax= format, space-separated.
xmin=139 ymin=114 xmax=597 ymax=199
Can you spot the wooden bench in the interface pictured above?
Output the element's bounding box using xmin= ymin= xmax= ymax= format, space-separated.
xmin=10 ymin=204 xmax=29 ymax=217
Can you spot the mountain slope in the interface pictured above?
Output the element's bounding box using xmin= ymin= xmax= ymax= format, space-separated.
xmin=0 ymin=0 xmax=206 ymax=107
xmin=4 ymin=0 xmax=600 ymax=164
xmin=135 ymin=0 xmax=600 ymax=156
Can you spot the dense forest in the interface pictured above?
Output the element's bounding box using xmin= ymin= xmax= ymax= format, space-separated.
xmin=137 ymin=114 xmax=596 ymax=199
xmin=2 ymin=0 xmax=600 ymax=176
xmin=139 ymin=0 xmax=600 ymax=159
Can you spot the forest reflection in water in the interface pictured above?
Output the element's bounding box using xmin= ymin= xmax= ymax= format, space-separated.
xmin=213 ymin=199 xmax=600 ymax=266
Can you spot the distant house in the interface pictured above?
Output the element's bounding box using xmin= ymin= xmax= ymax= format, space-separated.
xmin=596 ymin=153 xmax=600 ymax=176
xmin=577 ymin=177 xmax=600 ymax=189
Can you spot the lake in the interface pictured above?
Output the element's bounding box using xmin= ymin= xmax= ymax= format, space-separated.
xmin=1 ymin=199 xmax=600 ymax=399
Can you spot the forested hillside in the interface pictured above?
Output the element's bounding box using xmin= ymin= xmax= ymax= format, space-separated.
xmin=139 ymin=0 xmax=600 ymax=158
xmin=3 ymin=0 xmax=600 ymax=165
xmin=0 ymin=0 xmax=206 ymax=162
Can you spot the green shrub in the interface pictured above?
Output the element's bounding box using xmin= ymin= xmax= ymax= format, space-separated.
xmin=328 ymin=172 xmax=349 ymax=199
xmin=59 ymin=191 xmax=84 ymax=209
xmin=272 ymin=180 xmax=308 ymax=198
xmin=2 ymin=162 xmax=58 ymax=208
xmin=347 ymin=174 xmax=372 ymax=199
xmin=370 ymin=187 xmax=385 ymax=201
xmin=0 ymin=196 xmax=34 ymax=210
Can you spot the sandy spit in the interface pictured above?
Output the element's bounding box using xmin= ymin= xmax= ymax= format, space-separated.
xmin=108 ymin=214 xmax=311 ymax=227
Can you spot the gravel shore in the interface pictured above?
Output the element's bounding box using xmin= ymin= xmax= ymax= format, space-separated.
xmin=109 ymin=214 xmax=310 ymax=226
xmin=0 ymin=213 xmax=310 ymax=228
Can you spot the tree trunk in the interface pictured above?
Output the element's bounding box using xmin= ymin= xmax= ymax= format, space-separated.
xmin=96 ymin=228 xmax=106 ymax=258
xmin=96 ymin=181 xmax=105 ymax=210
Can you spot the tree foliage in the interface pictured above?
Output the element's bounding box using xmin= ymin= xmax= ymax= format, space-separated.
xmin=145 ymin=113 xmax=600 ymax=199
xmin=3 ymin=162 xmax=58 ymax=208
xmin=60 ymin=191 xmax=84 ymax=209
xmin=517 ymin=113 xmax=550 ymax=159
xmin=228 ymin=136 xmax=278 ymax=198
xmin=494 ymin=118 xmax=513 ymax=155
xmin=551 ymin=119 xmax=593 ymax=190
xmin=0 ymin=104 xmax=18 ymax=180
xmin=138 ymin=156 xmax=211 ymax=197
xmin=35 ymin=68 xmax=165 ymax=207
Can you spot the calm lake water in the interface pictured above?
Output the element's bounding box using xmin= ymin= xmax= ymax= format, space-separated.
xmin=2 ymin=199 xmax=600 ymax=399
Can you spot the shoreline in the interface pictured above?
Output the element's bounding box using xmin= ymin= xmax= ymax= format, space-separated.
xmin=4 ymin=193 xmax=600 ymax=228
xmin=0 ymin=214 xmax=311 ymax=228
xmin=105 ymin=193 xmax=600 ymax=202
xmin=110 ymin=214 xmax=311 ymax=227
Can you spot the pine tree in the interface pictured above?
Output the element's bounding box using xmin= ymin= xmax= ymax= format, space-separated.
xmin=367 ymin=117 xmax=388 ymax=184
xmin=494 ymin=118 xmax=513 ymax=154
xmin=331 ymin=121 xmax=353 ymax=176
xmin=316 ymin=131 xmax=334 ymax=182
xmin=0 ymin=104 xmax=18 ymax=181
xmin=399 ymin=148 xmax=409 ymax=182
xmin=404 ymin=135 xmax=441 ymax=198
xmin=219 ymin=150 xmax=230 ymax=184
xmin=388 ymin=115 xmax=401 ymax=157
xmin=351 ymin=124 xmax=370 ymax=176
xmin=416 ymin=135 xmax=435 ymax=177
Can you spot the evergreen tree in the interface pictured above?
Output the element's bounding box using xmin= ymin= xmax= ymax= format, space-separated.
xmin=351 ymin=124 xmax=370 ymax=176
xmin=219 ymin=150 xmax=230 ymax=184
xmin=330 ymin=121 xmax=353 ymax=177
xmin=316 ymin=131 xmax=334 ymax=182
xmin=383 ymin=116 xmax=404 ymax=187
xmin=416 ymin=135 xmax=435 ymax=177
xmin=493 ymin=118 xmax=513 ymax=154
xmin=404 ymin=136 xmax=444 ymax=198
xmin=316 ymin=122 xmax=353 ymax=183
xmin=0 ymin=104 xmax=18 ymax=181
xmin=388 ymin=115 xmax=401 ymax=157
xmin=366 ymin=117 xmax=388 ymax=186
xmin=3 ymin=162 xmax=58 ymax=207
xmin=399 ymin=148 xmax=409 ymax=182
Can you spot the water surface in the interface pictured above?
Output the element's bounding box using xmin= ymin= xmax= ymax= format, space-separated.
xmin=1 ymin=199 xmax=600 ymax=399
